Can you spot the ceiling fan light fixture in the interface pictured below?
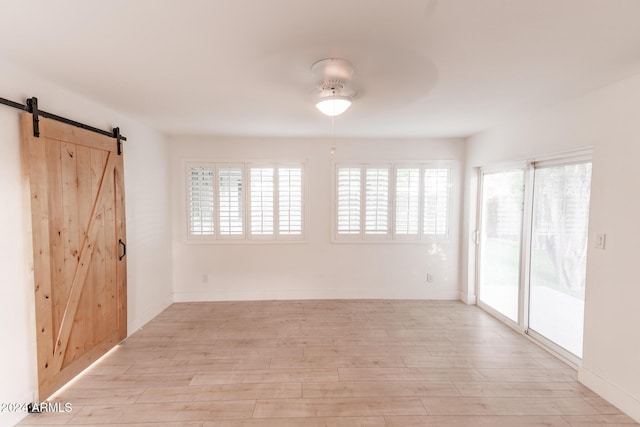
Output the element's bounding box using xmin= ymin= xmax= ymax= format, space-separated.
xmin=315 ymin=95 xmax=352 ymax=116
xmin=312 ymin=58 xmax=356 ymax=117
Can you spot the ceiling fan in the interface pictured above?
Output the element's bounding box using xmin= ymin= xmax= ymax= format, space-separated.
xmin=311 ymin=58 xmax=356 ymax=116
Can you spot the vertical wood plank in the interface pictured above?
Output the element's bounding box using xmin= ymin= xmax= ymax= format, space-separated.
xmin=21 ymin=113 xmax=55 ymax=398
xmin=45 ymin=139 xmax=64 ymax=349
xmin=61 ymin=141 xmax=79 ymax=347
xmin=102 ymin=158 xmax=117 ymax=344
xmin=64 ymin=145 xmax=94 ymax=365
xmin=92 ymin=149 xmax=107 ymax=347
xmin=115 ymin=155 xmax=128 ymax=340
xmin=82 ymin=146 xmax=98 ymax=353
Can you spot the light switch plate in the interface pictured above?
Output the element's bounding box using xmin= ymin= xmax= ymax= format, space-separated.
xmin=595 ymin=234 xmax=606 ymax=249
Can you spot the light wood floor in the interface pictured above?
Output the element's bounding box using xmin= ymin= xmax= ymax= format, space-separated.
xmin=20 ymin=300 xmax=638 ymax=426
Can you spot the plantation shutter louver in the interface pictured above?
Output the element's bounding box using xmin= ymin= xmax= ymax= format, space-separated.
xmin=395 ymin=167 xmax=420 ymax=235
xmin=218 ymin=167 xmax=243 ymax=235
xmin=423 ymin=168 xmax=449 ymax=236
xmin=365 ymin=168 xmax=389 ymax=235
xmin=250 ymin=167 xmax=274 ymax=235
xmin=337 ymin=167 xmax=361 ymax=234
xmin=279 ymin=167 xmax=303 ymax=235
xmin=188 ymin=166 xmax=215 ymax=235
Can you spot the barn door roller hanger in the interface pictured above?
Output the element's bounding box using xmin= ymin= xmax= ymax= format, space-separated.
xmin=0 ymin=96 xmax=127 ymax=154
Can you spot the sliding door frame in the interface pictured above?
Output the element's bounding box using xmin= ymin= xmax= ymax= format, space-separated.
xmin=476 ymin=162 xmax=529 ymax=331
xmin=475 ymin=150 xmax=592 ymax=368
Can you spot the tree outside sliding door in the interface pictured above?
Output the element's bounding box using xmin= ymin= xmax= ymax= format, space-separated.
xmin=528 ymin=161 xmax=592 ymax=357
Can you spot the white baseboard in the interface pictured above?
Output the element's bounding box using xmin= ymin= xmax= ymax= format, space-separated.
xmin=459 ymin=291 xmax=476 ymax=305
xmin=173 ymin=290 xmax=461 ymax=303
xmin=579 ymin=366 xmax=640 ymax=423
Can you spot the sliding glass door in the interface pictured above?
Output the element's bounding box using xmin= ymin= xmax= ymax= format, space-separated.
xmin=477 ymin=155 xmax=592 ymax=360
xmin=477 ymin=169 xmax=525 ymax=322
xmin=528 ymin=162 xmax=592 ymax=357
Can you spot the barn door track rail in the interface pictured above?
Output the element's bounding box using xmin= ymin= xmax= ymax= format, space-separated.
xmin=0 ymin=96 xmax=126 ymax=154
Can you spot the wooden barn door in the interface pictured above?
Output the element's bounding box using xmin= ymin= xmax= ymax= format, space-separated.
xmin=21 ymin=113 xmax=127 ymax=400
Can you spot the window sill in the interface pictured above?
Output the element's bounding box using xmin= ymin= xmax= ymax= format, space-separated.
xmin=185 ymin=237 xmax=307 ymax=245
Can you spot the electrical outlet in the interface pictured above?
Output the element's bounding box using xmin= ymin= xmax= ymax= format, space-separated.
xmin=426 ymin=273 xmax=433 ymax=283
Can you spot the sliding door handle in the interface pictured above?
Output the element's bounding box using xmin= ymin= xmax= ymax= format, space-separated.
xmin=118 ymin=239 xmax=126 ymax=261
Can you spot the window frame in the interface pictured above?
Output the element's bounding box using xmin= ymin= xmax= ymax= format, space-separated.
xmin=333 ymin=161 xmax=453 ymax=243
xmin=185 ymin=160 xmax=305 ymax=243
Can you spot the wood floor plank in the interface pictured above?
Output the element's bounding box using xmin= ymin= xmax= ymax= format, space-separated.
xmin=66 ymin=401 xmax=256 ymax=424
xmin=252 ymin=397 xmax=427 ymax=418
xmin=172 ymin=347 xmax=304 ymax=360
xmin=270 ymin=355 xmax=406 ymax=369
xmin=303 ymin=381 xmax=460 ymax=398
xmin=403 ymin=355 xmax=546 ymax=369
xmin=125 ymin=358 xmax=272 ymax=374
xmin=216 ymin=337 xmax=337 ymax=347
xmin=191 ymin=369 xmax=340 ymax=385
xmin=427 ymin=344 xmax=550 ymax=358
xmin=137 ymin=383 xmax=302 ymax=403
xmin=98 ymin=349 xmax=176 ymax=364
xmin=278 ymin=328 xmax=390 ymax=338
xmin=584 ymin=397 xmax=626 ymax=415
xmin=334 ymin=337 xmax=450 ymax=346
xmin=478 ymin=368 xmax=578 ymax=382
xmin=385 ymin=415 xmax=572 ymax=426
xmin=82 ymin=363 xmax=133 ymax=375
xmin=303 ymin=345 xmax=430 ymax=357
xmin=338 ymin=367 xmax=486 ymax=382
xmin=66 ymin=424 xmax=204 ymax=427
xmin=71 ymin=373 xmax=194 ymax=389
xmin=562 ymin=414 xmax=640 ymax=425
xmin=49 ymin=387 xmax=145 ymax=405
xmin=17 ymin=406 xmax=85 ymax=425
xmin=421 ymin=397 xmax=600 ymax=416
xmin=453 ymin=381 xmax=597 ymax=398
xmin=203 ymin=417 xmax=386 ymax=426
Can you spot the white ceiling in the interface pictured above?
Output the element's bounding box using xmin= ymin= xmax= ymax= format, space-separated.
xmin=1 ymin=0 xmax=640 ymax=138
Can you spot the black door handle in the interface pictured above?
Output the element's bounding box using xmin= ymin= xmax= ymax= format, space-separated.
xmin=119 ymin=239 xmax=126 ymax=261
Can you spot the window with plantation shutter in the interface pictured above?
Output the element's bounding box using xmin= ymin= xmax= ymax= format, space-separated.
xmin=395 ymin=167 xmax=420 ymax=236
xmin=365 ymin=168 xmax=389 ymax=235
xmin=188 ymin=166 xmax=215 ymax=235
xmin=218 ymin=167 xmax=244 ymax=236
xmin=279 ymin=167 xmax=303 ymax=235
xmin=187 ymin=162 xmax=304 ymax=241
xmin=423 ymin=168 xmax=449 ymax=236
xmin=249 ymin=167 xmax=274 ymax=235
xmin=337 ymin=167 xmax=361 ymax=234
xmin=333 ymin=162 xmax=452 ymax=242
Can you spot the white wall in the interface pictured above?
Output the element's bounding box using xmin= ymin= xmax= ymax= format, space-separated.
xmin=170 ymin=135 xmax=465 ymax=301
xmin=462 ymin=73 xmax=640 ymax=422
xmin=0 ymin=57 xmax=173 ymax=425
